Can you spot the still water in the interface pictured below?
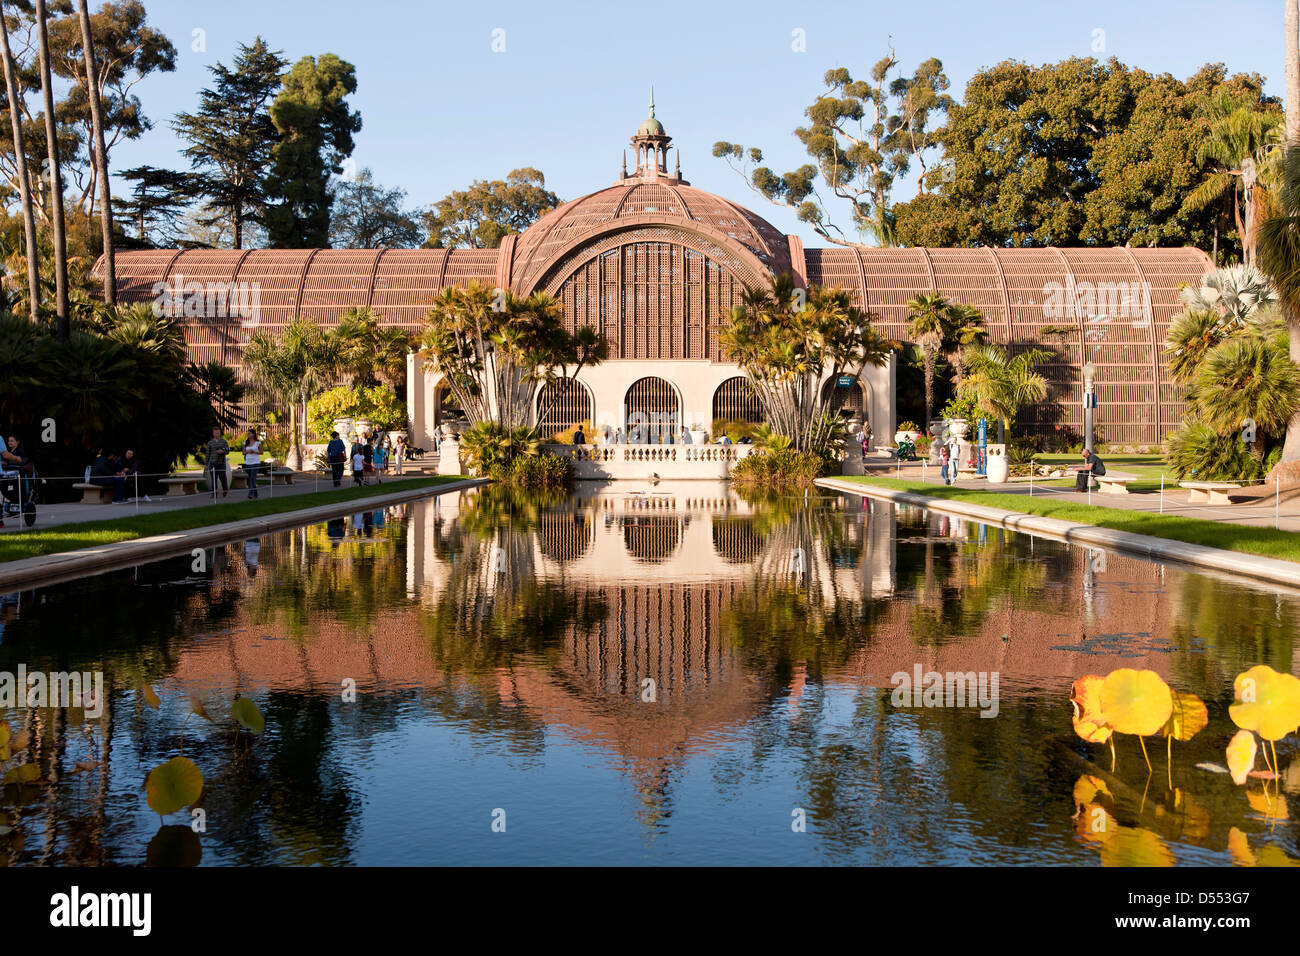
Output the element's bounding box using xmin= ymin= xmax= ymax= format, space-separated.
xmin=0 ymin=481 xmax=1296 ymax=866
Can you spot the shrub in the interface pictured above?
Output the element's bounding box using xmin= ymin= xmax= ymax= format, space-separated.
xmin=501 ymin=452 xmax=572 ymax=488
xmin=306 ymin=383 xmax=406 ymax=441
xmin=731 ymin=448 xmax=829 ymax=489
xmin=1166 ymin=421 xmax=1263 ymax=481
xmin=711 ymin=417 xmax=764 ymax=443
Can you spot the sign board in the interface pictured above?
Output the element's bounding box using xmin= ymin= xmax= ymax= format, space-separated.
xmin=836 ymin=375 xmax=855 ymax=388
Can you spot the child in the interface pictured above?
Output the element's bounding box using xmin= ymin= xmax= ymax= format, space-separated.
xmin=352 ymin=448 xmax=365 ymax=486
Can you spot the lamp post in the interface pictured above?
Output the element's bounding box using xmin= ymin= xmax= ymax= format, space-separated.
xmin=1082 ymin=361 xmax=1097 ymax=452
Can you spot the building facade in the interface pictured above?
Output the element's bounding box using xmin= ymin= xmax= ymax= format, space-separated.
xmin=99 ymin=103 xmax=1212 ymax=448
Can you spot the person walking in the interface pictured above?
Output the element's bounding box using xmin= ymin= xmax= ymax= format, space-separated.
xmin=242 ymin=429 xmax=262 ymax=499
xmin=206 ymin=428 xmax=230 ymax=498
xmin=393 ymin=435 xmax=405 ymax=475
xmin=326 ymin=431 xmax=346 ymax=488
xmin=351 ymin=446 xmax=365 ymax=486
xmin=371 ymin=443 xmax=386 ymax=483
xmin=939 ymin=440 xmax=952 ymax=485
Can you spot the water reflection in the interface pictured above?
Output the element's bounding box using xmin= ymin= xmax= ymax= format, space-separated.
xmin=0 ymin=482 xmax=1295 ymax=865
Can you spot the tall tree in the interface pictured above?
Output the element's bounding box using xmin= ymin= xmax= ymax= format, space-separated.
xmin=714 ymin=52 xmax=952 ymax=246
xmin=264 ymin=53 xmax=361 ymax=249
xmin=330 ymin=168 xmax=420 ymax=248
xmin=173 ymin=38 xmax=286 ymax=249
xmin=0 ymin=4 xmax=39 ymax=320
xmin=77 ymin=0 xmax=113 ymax=304
xmin=422 ymin=168 xmax=559 ymax=249
xmin=959 ymin=344 xmax=1052 ymax=444
xmin=1288 ymin=0 xmax=1300 ymax=145
xmin=34 ymin=0 xmax=67 ymax=337
xmin=907 ymin=291 xmax=950 ymax=426
xmin=243 ymin=316 xmax=340 ymax=469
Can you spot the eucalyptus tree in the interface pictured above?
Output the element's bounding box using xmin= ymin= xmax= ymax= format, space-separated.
xmin=0 ymin=5 xmax=39 ymax=320
xmin=418 ymin=280 xmax=607 ymax=431
xmin=34 ymin=0 xmax=68 ymax=337
xmin=720 ymin=274 xmax=892 ymax=454
xmin=76 ymin=0 xmax=112 ymax=304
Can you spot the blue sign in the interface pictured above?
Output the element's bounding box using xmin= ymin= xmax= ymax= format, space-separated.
xmin=836 ymin=375 xmax=855 ymax=388
xmin=977 ymin=418 xmax=988 ymax=476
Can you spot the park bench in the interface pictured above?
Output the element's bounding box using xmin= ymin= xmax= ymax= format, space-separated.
xmin=1092 ymin=470 xmax=1138 ymax=495
xmin=72 ymin=482 xmax=113 ymax=504
xmin=1180 ymin=481 xmax=1241 ymax=505
xmin=271 ymin=467 xmax=295 ymax=486
xmin=160 ymin=475 xmax=201 ymax=497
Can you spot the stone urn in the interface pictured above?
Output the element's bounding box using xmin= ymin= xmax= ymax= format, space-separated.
xmin=986 ymin=443 xmax=1009 ymax=484
xmin=354 ymin=417 xmax=373 ymax=441
xmin=927 ymin=420 xmax=947 ymax=464
xmin=689 ymin=426 xmax=709 ymax=447
xmin=948 ymin=418 xmax=970 ymax=441
xmin=333 ymin=417 xmax=353 ymax=440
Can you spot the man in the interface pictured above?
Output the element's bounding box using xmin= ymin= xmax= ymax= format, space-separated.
xmin=326 ymin=431 xmax=347 ymax=487
xmin=573 ymin=425 xmax=585 ymax=445
xmin=855 ymin=426 xmax=867 ymax=460
xmin=205 ymin=429 xmax=229 ymax=498
xmin=1074 ymin=448 xmax=1106 ymax=492
xmin=90 ymin=451 xmax=127 ymax=503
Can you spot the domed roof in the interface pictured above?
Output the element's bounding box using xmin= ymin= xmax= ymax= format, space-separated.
xmin=637 ymin=115 xmax=665 ymax=136
xmin=510 ymin=180 xmax=790 ymax=292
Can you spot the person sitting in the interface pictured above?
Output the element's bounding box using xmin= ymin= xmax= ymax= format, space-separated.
xmin=1074 ymin=448 xmax=1105 ymax=491
xmin=573 ymin=426 xmax=586 ymax=445
xmin=120 ymin=448 xmax=149 ymax=501
xmin=89 ymin=451 xmax=127 ymax=503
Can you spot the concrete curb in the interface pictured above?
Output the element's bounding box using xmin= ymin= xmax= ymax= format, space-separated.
xmin=0 ymin=477 xmax=488 ymax=590
xmin=817 ymin=477 xmax=1300 ymax=591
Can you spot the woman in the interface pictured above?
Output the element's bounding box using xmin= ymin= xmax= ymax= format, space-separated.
xmin=326 ymin=431 xmax=347 ymax=488
xmin=394 ymin=435 xmax=405 ymax=476
xmin=242 ymin=429 xmax=262 ymax=499
xmin=939 ymin=441 xmax=952 ymax=485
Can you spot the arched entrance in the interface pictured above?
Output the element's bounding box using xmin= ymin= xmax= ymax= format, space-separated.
xmin=712 ymin=376 xmax=763 ymax=424
xmin=432 ymin=381 xmax=461 ymax=428
xmin=536 ymin=379 xmax=593 ymax=437
xmin=821 ymin=376 xmax=869 ymax=421
xmin=624 ymin=376 xmax=680 ymax=443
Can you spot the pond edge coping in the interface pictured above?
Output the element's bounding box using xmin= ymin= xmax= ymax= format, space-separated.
xmin=817 ymin=476 xmax=1300 ymax=591
xmin=0 ymin=477 xmax=489 ymax=590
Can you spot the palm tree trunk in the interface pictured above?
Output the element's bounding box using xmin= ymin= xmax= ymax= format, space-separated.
xmin=1284 ymin=0 xmax=1300 ymax=461
xmin=0 ymin=9 xmax=39 ymax=322
xmin=923 ymin=349 xmax=935 ymax=426
xmin=34 ymin=0 xmax=68 ymax=339
xmin=77 ymin=0 xmax=114 ymax=306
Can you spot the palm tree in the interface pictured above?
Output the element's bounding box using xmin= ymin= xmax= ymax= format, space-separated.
xmin=1288 ymin=0 xmax=1299 ymax=146
xmin=959 ymin=343 xmax=1052 ymax=444
xmin=1257 ymin=146 xmax=1300 ymax=460
xmin=244 ymin=316 xmax=340 ymax=469
xmin=1184 ymin=93 xmax=1283 ymax=266
xmin=333 ymin=307 xmax=410 ymax=387
xmin=0 ymin=6 xmax=40 ymax=322
xmin=1166 ymin=308 xmax=1232 ymax=386
xmin=76 ymin=0 xmax=114 ymax=306
xmin=943 ymin=302 xmax=986 ymax=387
xmin=1194 ymin=335 xmax=1300 ymax=460
xmin=906 ymin=291 xmax=950 ymax=427
xmin=33 ymin=0 xmax=68 ymax=338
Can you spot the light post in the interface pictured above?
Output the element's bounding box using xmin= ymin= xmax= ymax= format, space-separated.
xmin=1082 ymin=361 xmax=1097 ymax=452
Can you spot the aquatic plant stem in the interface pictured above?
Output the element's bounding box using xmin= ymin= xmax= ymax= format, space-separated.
xmin=1139 ymin=735 xmax=1152 ymax=774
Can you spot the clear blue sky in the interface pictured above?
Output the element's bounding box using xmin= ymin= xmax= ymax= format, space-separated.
xmin=112 ymin=0 xmax=1286 ymax=245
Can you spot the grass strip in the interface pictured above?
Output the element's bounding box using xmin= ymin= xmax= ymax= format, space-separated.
xmin=0 ymin=475 xmax=465 ymax=564
xmin=838 ymin=475 xmax=1300 ymax=563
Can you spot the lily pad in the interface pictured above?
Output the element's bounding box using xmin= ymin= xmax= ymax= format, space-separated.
xmin=1163 ymin=690 xmax=1208 ymax=742
xmin=1070 ymin=675 xmax=1112 ymax=743
xmin=1228 ymin=665 xmax=1300 ymax=742
xmin=1099 ymin=668 xmax=1172 ymax=737
xmin=144 ymin=757 xmax=203 ymax=816
xmin=3 ymin=763 xmax=40 ymax=786
xmin=1226 ymin=729 xmax=1257 ymax=786
xmin=231 ymin=696 xmax=264 ymax=734
xmin=141 ymin=684 xmax=161 ymax=710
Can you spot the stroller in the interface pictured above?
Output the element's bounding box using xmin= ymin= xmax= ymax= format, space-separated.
xmin=0 ymin=466 xmax=37 ymax=526
xmin=896 ymin=436 xmax=919 ymax=461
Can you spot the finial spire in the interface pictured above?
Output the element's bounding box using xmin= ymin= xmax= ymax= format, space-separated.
xmin=649 ymin=85 xmax=655 ymax=118
xmin=622 ymin=150 xmax=627 ymax=178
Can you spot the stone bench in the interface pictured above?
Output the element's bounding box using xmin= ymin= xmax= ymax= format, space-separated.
xmin=72 ymin=482 xmax=113 ymax=504
xmin=1180 ymin=481 xmax=1241 ymax=505
xmin=1092 ymin=470 xmax=1139 ymax=495
xmin=160 ymin=475 xmax=201 ymax=496
xmin=271 ymin=467 xmax=295 ymax=486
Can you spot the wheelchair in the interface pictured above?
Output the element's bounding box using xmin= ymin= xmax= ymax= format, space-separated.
xmin=0 ymin=472 xmax=38 ymax=526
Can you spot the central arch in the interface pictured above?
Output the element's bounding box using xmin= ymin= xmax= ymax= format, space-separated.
xmin=712 ymin=376 xmax=763 ymax=424
xmin=624 ymin=376 xmax=681 ymax=443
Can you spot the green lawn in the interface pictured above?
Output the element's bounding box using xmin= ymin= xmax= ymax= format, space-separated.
xmin=0 ymin=475 xmax=465 ymax=565
xmin=1024 ymin=453 xmax=1170 ymax=492
xmin=838 ymin=475 xmax=1300 ymax=563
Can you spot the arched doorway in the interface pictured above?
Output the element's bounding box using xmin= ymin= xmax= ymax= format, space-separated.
xmin=624 ymin=376 xmax=680 ymax=443
xmin=821 ymin=376 xmax=868 ymax=421
xmin=712 ymin=376 xmax=763 ymax=424
xmin=432 ymin=381 xmax=461 ymax=428
xmin=536 ymin=379 xmax=593 ymax=437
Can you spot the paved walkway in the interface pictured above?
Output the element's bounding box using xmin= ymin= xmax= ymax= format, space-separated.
xmin=2 ymin=463 xmax=443 ymax=533
xmin=858 ymin=457 xmax=1300 ymax=533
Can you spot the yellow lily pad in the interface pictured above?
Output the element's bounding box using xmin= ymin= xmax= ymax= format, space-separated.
xmin=141 ymin=684 xmax=160 ymax=710
xmin=1226 ymin=729 xmax=1257 ymax=786
xmin=144 ymin=757 xmax=204 ymax=816
xmin=232 ymin=696 xmax=264 ymax=734
xmin=1229 ymin=665 xmax=1300 ymax=742
xmin=1070 ymin=675 xmax=1112 ymax=743
xmin=1099 ymin=668 xmax=1172 ymax=737
xmin=1163 ymin=690 xmax=1208 ymax=741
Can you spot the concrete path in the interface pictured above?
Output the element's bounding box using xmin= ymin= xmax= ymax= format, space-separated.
xmin=857 ymin=457 xmax=1300 ymax=533
xmin=1 ymin=462 xmax=443 ymax=533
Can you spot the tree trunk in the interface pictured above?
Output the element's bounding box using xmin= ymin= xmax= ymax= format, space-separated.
xmin=1284 ymin=1 xmax=1300 ymax=461
xmin=923 ymin=349 xmax=935 ymax=426
xmin=34 ymin=0 xmax=68 ymax=339
xmin=78 ymin=0 xmax=114 ymax=306
xmin=1242 ymin=157 xmax=1258 ymax=267
xmin=0 ymin=10 xmax=39 ymax=322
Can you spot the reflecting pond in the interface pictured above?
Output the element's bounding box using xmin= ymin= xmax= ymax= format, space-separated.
xmin=0 ymin=480 xmax=1297 ymax=866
